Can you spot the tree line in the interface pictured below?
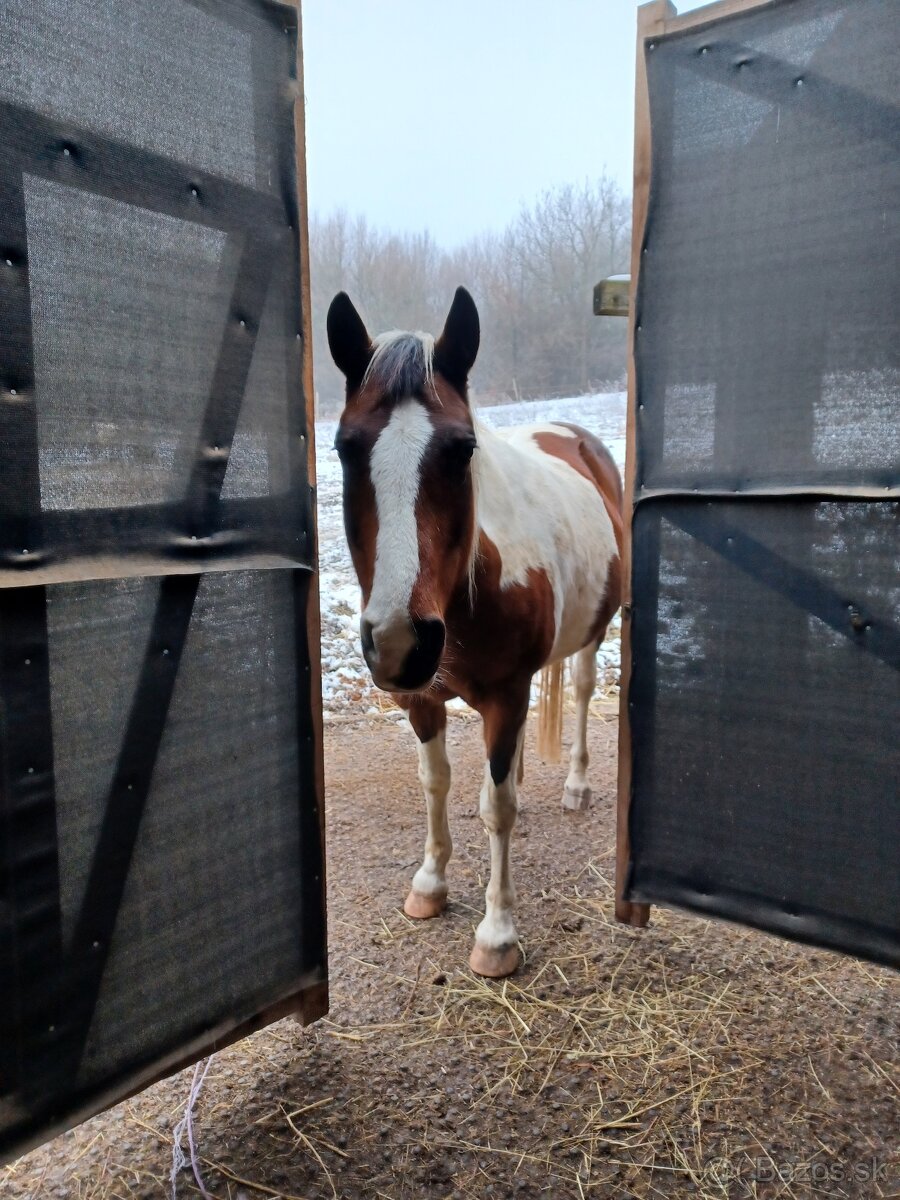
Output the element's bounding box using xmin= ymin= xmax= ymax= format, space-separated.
xmin=309 ymin=175 xmax=631 ymax=415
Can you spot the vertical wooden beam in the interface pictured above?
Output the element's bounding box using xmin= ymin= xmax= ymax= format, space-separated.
xmin=615 ymin=0 xmax=676 ymax=928
xmin=293 ymin=4 xmax=329 ymax=1026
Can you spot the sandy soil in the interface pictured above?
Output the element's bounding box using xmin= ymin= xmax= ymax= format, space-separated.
xmin=5 ymin=709 xmax=898 ymax=1199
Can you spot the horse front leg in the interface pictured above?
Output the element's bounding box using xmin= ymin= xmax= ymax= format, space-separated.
xmin=469 ymin=689 xmax=529 ymax=978
xmin=401 ymin=696 xmax=452 ymax=920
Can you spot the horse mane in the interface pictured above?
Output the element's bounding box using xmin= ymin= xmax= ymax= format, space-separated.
xmin=466 ymin=414 xmax=492 ymax=609
xmin=362 ymin=331 xmax=435 ymax=400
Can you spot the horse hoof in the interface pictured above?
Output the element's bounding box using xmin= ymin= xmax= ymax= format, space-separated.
xmin=562 ymin=784 xmax=591 ymax=812
xmin=403 ymin=889 xmax=447 ymax=920
xmin=469 ymin=942 xmax=520 ymax=978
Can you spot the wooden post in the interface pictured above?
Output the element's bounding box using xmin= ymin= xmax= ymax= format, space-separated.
xmin=293 ymin=2 xmax=330 ymax=1026
xmin=614 ymin=0 xmax=676 ymax=928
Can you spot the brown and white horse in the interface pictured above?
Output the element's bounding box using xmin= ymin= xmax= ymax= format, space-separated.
xmin=327 ymin=287 xmax=623 ymax=978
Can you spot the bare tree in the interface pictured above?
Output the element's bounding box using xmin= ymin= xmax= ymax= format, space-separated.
xmin=309 ymin=175 xmax=630 ymax=413
xmin=509 ymin=177 xmax=631 ymax=395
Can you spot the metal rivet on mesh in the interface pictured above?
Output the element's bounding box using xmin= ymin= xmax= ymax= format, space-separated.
xmin=648 ymin=42 xmax=656 ymax=51
xmin=62 ymin=147 xmax=71 ymax=157
xmin=699 ymin=46 xmax=709 ymax=55
xmin=795 ymin=77 xmax=804 ymax=87
xmin=92 ymin=941 xmax=101 ymax=950
xmin=9 ymin=388 xmax=17 ymax=396
xmin=239 ymin=318 xmax=246 ymax=328
xmin=848 ymin=606 xmax=866 ymax=631
xmin=4 ymin=258 xmax=12 ymax=267
xmin=24 ymin=658 xmax=31 ymax=666
xmin=27 ymin=766 xmax=35 ymax=774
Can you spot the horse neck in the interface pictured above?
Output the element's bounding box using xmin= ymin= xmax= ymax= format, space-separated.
xmin=469 ymin=418 xmax=541 ymax=546
xmin=471 ymin=419 xmax=515 ymax=521
xmin=457 ymin=418 xmax=539 ymax=607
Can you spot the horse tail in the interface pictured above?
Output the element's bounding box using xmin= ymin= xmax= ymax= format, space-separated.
xmin=536 ymin=659 xmax=565 ymax=764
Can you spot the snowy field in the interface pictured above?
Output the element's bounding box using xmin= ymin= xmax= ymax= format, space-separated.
xmin=315 ymin=392 xmax=627 ymax=719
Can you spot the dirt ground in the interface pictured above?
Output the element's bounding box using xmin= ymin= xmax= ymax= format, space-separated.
xmin=4 ymin=708 xmax=899 ymax=1199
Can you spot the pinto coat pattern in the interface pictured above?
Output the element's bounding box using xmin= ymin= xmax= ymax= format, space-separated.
xmin=327 ymin=287 xmax=622 ymax=977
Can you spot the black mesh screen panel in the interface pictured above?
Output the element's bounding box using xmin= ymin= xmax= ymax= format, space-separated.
xmin=0 ymin=0 xmax=325 ymax=1162
xmin=625 ymin=0 xmax=899 ymax=966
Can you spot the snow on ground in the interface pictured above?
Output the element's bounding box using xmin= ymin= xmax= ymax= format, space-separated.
xmin=315 ymin=392 xmax=627 ymax=719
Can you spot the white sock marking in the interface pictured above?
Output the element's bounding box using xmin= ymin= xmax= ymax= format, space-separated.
xmin=411 ymin=729 xmax=453 ymax=899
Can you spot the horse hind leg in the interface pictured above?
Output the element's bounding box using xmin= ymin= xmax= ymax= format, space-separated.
xmin=403 ymin=698 xmax=452 ymax=920
xmin=562 ymin=642 xmax=598 ymax=811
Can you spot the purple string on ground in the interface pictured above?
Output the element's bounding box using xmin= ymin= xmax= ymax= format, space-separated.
xmin=188 ymin=1056 xmax=214 ymax=1197
xmin=171 ymin=1055 xmax=214 ymax=1200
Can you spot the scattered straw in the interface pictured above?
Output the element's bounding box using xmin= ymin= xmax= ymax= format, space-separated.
xmin=5 ymin=774 xmax=896 ymax=1200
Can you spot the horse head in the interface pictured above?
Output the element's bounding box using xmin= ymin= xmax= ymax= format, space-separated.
xmin=327 ymin=287 xmax=480 ymax=692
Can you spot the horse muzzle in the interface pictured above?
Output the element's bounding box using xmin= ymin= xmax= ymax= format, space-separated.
xmin=360 ymin=614 xmax=445 ymax=692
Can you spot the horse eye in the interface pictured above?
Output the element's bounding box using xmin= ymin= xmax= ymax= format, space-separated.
xmin=446 ymin=438 xmax=476 ymax=465
xmin=334 ymin=432 xmax=362 ymax=461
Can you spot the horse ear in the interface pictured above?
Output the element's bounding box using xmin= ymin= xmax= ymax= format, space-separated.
xmin=327 ymin=292 xmax=372 ymax=389
xmin=435 ymin=287 xmax=480 ymax=390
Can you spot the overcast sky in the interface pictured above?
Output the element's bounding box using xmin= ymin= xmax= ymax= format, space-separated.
xmin=301 ymin=0 xmax=710 ymax=246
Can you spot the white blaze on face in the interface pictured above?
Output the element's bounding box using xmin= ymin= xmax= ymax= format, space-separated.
xmin=363 ymin=400 xmax=434 ymax=672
